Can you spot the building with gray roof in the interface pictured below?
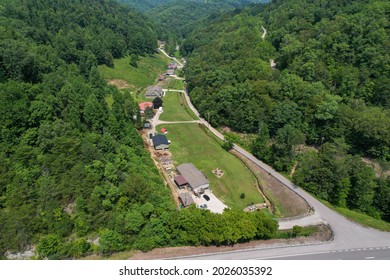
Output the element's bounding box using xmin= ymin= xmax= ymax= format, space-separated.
xmin=166 ymin=69 xmax=174 ymax=76
xmin=152 ymin=134 xmax=169 ymax=150
xmin=145 ymin=85 xmax=164 ymax=98
xmin=176 ymin=163 xmax=209 ymax=194
xmin=178 ymin=192 xmax=194 ymax=207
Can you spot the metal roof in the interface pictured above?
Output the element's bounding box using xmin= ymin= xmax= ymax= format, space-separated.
xmin=179 ymin=192 xmax=194 ymax=207
xmin=174 ymin=175 xmax=188 ymax=186
xmin=177 ymin=163 xmax=209 ymax=189
xmin=152 ymin=134 xmax=169 ymax=147
xmin=146 ymin=86 xmax=163 ymax=96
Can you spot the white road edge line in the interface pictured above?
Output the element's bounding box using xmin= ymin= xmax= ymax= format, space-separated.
xmin=253 ymin=250 xmax=331 ymax=260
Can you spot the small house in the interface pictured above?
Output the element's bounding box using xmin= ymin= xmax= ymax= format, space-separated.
xmin=145 ymin=86 xmax=164 ymax=99
xmin=166 ymin=69 xmax=174 ymax=76
xmin=152 ymin=134 xmax=169 ymax=150
xmin=139 ymin=102 xmax=153 ymax=114
xmin=179 ymin=193 xmax=194 ymax=207
xmin=168 ymin=62 xmax=177 ymax=69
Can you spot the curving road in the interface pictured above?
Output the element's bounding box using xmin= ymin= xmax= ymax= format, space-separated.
xmin=158 ymin=47 xmax=390 ymax=260
xmin=158 ymin=47 xmax=184 ymax=69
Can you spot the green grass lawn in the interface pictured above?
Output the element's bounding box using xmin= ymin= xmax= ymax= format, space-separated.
xmin=99 ymin=53 xmax=170 ymax=90
xmin=160 ymin=92 xmax=197 ymax=122
xmin=162 ymin=78 xmax=184 ymax=90
xmin=158 ymin=123 xmax=264 ymax=209
xmin=319 ymin=199 xmax=390 ymax=231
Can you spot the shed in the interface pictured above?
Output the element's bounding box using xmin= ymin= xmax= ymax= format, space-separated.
xmin=152 ymin=134 xmax=169 ymax=150
xmin=166 ymin=69 xmax=174 ymax=76
xmin=174 ymin=175 xmax=188 ymax=188
xmin=177 ymin=163 xmax=209 ymax=194
xmin=161 ymin=128 xmax=167 ymax=134
xmin=179 ymin=193 xmax=194 ymax=207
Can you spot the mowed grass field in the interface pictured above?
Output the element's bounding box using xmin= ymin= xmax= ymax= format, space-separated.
xmin=160 ymin=92 xmax=198 ymax=122
xmin=162 ymin=78 xmax=184 ymax=90
xmin=99 ymin=53 xmax=171 ymax=90
xmin=159 ymin=123 xmax=264 ymax=209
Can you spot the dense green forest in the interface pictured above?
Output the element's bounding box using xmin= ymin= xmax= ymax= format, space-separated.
xmin=119 ymin=0 xmax=267 ymax=12
xmin=147 ymin=1 xmax=239 ymax=42
xmin=184 ymin=0 xmax=390 ymax=221
xmin=0 ymin=0 xmax=277 ymax=259
xmin=120 ymin=0 xmax=269 ymax=55
xmin=117 ymin=0 xmax=172 ymax=12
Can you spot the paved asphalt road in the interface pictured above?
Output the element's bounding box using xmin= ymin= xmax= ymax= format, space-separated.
xmin=160 ymin=48 xmax=390 ymax=260
xmin=267 ymin=247 xmax=390 ymax=260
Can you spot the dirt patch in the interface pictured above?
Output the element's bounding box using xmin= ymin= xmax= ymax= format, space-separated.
xmin=212 ymin=168 xmax=224 ymax=178
xmin=362 ymin=157 xmax=390 ymax=178
xmin=5 ymin=246 xmax=36 ymax=260
xmin=230 ymin=150 xmax=309 ymax=218
xmin=244 ymin=203 xmax=267 ymax=212
xmin=220 ymin=126 xmax=232 ymax=133
xmin=129 ymin=225 xmax=332 ymax=260
xmin=289 ymin=161 xmax=298 ymax=177
xmin=108 ymin=79 xmax=132 ymax=89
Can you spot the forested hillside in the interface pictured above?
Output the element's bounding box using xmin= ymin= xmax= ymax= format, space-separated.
xmin=119 ymin=0 xmax=267 ymax=12
xmin=184 ymin=0 xmax=390 ymax=222
xmin=0 ymin=0 xmax=277 ymax=259
xmin=147 ymin=1 xmax=237 ymax=42
xmin=120 ymin=0 xmax=269 ymax=54
xmin=117 ymin=0 xmax=170 ymax=11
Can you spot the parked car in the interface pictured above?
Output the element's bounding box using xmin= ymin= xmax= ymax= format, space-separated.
xmin=197 ymin=204 xmax=207 ymax=209
xmin=203 ymin=195 xmax=210 ymax=201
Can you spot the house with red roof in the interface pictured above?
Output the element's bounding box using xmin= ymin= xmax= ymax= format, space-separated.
xmin=139 ymin=102 xmax=153 ymax=114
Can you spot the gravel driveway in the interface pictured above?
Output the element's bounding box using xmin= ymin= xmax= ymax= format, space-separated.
xmin=192 ymin=189 xmax=228 ymax=214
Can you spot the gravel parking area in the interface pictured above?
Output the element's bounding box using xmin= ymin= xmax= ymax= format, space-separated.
xmin=192 ymin=189 xmax=228 ymax=214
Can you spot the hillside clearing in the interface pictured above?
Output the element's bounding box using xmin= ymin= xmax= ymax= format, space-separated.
xmin=158 ymin=123 xmax=264 ymax=209
xmin=160 ymin=92 xmax=197 ymax=122
xmin=99 ymin=53 xmax=170 ymax=91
